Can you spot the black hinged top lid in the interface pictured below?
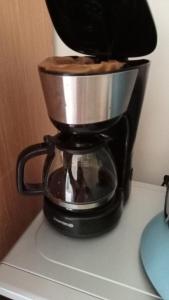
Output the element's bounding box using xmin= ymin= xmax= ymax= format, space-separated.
xmin=45 ymin=0 xmax=157 ymax=58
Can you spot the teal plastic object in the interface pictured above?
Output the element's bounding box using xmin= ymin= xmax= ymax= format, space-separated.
xmin=140 ymin=212 xmax=169 ymax=300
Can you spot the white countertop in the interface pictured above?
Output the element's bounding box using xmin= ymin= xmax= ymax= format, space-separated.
xmin=0 ymin=182 xmax=165 ymax=300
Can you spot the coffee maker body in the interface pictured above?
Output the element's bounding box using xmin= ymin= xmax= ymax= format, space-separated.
xmin=16 ymin=0 xmax=157 ymax=237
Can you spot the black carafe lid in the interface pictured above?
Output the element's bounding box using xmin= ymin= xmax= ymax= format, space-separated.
xmin=45 ymin=0 xmax=157 ymax=58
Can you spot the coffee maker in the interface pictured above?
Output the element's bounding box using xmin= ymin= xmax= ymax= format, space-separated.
xmin=17 ymin=0 xmax=157 ymax=237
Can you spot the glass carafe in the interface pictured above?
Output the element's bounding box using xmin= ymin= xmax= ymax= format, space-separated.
xmin=17 ymin=134 xmax=117 ymax=211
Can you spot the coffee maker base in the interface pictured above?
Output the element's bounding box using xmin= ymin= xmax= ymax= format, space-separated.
xmin=43 ymin=196 xmax=123 ymax=238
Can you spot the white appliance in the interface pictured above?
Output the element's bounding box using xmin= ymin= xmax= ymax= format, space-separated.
xmin=0 ymin=182 xmax=164 ymax=300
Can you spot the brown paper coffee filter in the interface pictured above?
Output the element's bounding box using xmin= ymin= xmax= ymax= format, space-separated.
xmin=39 ymin=56 xmax=125 ymax=75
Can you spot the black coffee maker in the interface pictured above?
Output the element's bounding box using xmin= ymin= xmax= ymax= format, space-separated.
xmin=17 ymin=0 xmax=157 ymax=237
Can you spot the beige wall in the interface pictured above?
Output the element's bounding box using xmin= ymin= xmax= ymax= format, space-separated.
xmin=133 ymin=0 xmax=169 ymax=185
xmin=54 ymin=0 xmax=169 ymax=185
xmin=0 ymin=0 xmax=54 ymax=259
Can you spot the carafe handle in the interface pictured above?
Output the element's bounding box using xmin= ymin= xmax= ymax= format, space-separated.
xmin=17 ymin=139 xmax=53 ymax=196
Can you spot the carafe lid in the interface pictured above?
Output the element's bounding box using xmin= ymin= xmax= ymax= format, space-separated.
xmin=45 ymin=0 xmax=157 ymax=58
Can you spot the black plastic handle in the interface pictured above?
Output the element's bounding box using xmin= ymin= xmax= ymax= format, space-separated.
xmin=162 ymin=175 xmax=169 ymax=223
xmin=17 ymin=142 xmax=50 ymax=196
